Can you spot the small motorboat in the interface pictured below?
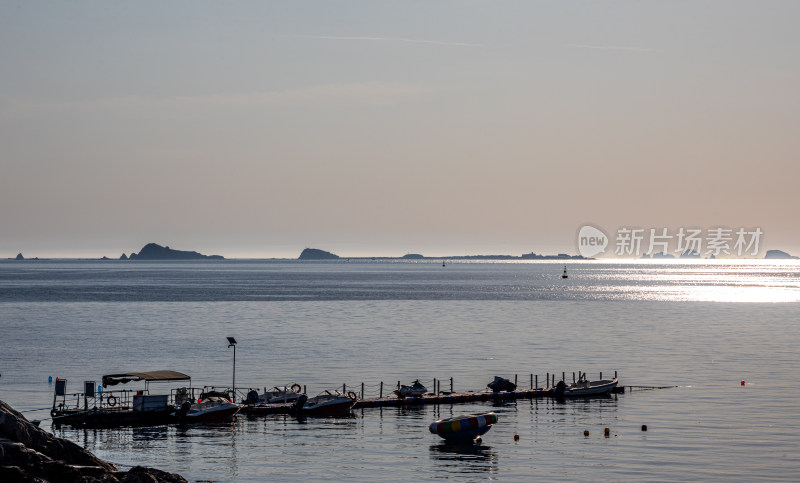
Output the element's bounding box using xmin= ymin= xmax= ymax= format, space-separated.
xmin=563 ymin=376 xmax=618 ymax=397
xmin=486 ymin=376 xmax=517 ymax=393
xmin=176 ymin=391 xmax=241 ymax=422
xmin=394 ymin=380 xmax=427 ymax=399
xmin=294 ymin=390 xmax=356 ymax=416
xmin=244 ymin=384 xmax=303 ymax=405
xmin=429 ymin=413 xmax=498 ymax=442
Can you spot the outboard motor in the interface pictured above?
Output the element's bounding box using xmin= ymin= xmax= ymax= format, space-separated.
xmin=554 ymin=380 xmax=566 ymax=399
xmin=178 ymin=401 xmax=192 ymax=417
xmin=292 ymin=394 xmax=308 ymax=413
xmin=245 ymin=390 xmax=259 ymax=405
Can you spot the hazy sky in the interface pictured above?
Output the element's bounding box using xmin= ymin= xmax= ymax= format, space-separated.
xmin=2 ymin=1 xmax=798 ymax=258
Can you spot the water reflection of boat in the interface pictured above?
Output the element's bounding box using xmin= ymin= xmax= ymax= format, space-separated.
xmin=429 ymin=441 xmax=497 ymax=470
xmin=131 ymin=426 xmax=169 ymax=442
xmin=430 ymin=442 xmax=494 ymax=457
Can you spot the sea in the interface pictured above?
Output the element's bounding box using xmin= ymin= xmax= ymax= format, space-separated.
xmin=1 ymin=259 xmax=799 ymax=481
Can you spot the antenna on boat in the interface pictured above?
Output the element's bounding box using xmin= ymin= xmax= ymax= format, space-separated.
xmin=227 ymin=337 xmax=237 ymax=399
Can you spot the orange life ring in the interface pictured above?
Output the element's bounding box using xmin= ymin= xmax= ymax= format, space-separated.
xmin=291 ymin=384 xmax=302 ymax=394
xmin=107 ymin=396 xmax=117 ymax=407
xmin=347 ymin=391 xmax=357 ymax=400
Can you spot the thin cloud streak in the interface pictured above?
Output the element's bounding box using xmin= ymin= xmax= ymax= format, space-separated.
xmin=568 ymin=44 xmax=653 ymax=52
xmin=1 ymin=82 xmax=436 ymax=118
xmin=276 ymin=34 xmax=485 ymax=48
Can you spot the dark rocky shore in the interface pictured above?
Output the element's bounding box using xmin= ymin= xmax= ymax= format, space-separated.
xmin=0 ymin=400 xmax=187 ymax=483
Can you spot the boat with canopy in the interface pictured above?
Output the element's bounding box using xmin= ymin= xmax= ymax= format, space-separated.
xmin=51 ymin=370 xmax=191 ymax=428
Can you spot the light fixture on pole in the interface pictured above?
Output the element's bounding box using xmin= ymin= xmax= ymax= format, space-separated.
xmin=227 ymin=337 xmax=237 ymax=399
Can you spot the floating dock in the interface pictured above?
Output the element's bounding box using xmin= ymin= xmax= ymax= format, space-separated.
xmin=354 ymin=388 xmax=556 ymax=409
xmin=241 ymin=384 xmax=625 ymax=416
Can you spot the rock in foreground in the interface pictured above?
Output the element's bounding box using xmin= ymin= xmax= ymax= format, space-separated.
xmin=0 ymin=400 xmax=187 ymax=483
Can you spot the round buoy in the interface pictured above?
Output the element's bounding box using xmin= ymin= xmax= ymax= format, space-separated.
xmin=641 ymin=425 xmax=648 ymax=431
xmin=604 ymin=428 xmax=610 ymax=437
xmin=584 ymin=430 xmax=589 ymax=436
xmin=514 ymin=434 xmax=519 ymax=441
xmin=48 ymin=376 xmax=52 ymax=383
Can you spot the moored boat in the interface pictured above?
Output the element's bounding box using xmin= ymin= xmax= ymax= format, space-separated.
xmin=176 ymin=396 xmax=240 ymax=422
xmin=487 ymin=376 xmax=517 ymax=393
xmin=394 ymin=380 xmax=427 ymax=399
xmin=245 ymin=384 xmax=303 ymax=405
xmin=294 ymin=390 xmax=356 ymax=416
xmin=564 ymin=377 xmax=618 ymax=397
xmin=51 ymin=370 xmax=192 ymax=428
xmin=429 ymin=413 xmax=498 ymax=441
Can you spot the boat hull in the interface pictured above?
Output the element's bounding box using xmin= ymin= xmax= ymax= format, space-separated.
xmin=241 ymin=403 xmax=294 ymax=416
xmin=440 ymin=425 xmax=491 ymax=441
xmin=51 ymin=408 xmax=175 ymax=429
xmin=179 ymin=402 xmax=241 ymax=422
xmin=301 ymin=398 xmax=356 ymax=416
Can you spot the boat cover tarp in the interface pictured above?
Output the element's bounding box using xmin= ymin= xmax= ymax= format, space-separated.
xmin=102 ymin=370 xmax=191 ymax=387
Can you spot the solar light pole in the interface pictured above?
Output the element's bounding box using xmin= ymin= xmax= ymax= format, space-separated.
xmin=227 ymin=337 xmax=237 ymax=400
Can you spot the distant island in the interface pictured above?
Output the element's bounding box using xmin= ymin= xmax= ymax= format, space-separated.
xmin=11 ymin=253 xmax=40 ymax=260
xmin=126 ymin=243 xmax=224 ymax=260
xmin=298 ymin=248 xmax=588 ymax=261
xmin=298 ymin=248 xmax=340 ymax=260
xmin=765 ymin=249 xmax=798 ymax=259
xmin=11 ymin=244 xmax=798 ymax=261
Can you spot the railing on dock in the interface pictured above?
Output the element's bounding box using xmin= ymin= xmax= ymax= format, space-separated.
xmin=326 ymin=370 xmax=619 ymax=401
xmin=237 ymin=370 xmax=621 ymax=417
xmin=237 ymin=370 xmax=621 ymax=412
xmin=50 ymin=378 xmax=201 ymax=415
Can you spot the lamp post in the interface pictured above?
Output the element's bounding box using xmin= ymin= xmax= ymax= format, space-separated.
xmin=227 ymin=337 xmax=237 ymax=399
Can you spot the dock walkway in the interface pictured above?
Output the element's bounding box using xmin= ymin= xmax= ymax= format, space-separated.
xmin=241 ymin=385 xmax=624 ymax=416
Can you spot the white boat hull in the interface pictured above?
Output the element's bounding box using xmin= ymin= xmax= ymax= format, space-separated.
xmin=179 ymin=400 xmax=241 ymax=422
xmin=301 ymin=394 xmax=356 ymax=416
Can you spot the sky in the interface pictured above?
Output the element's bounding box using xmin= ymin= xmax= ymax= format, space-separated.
xmin=1 ymin=1 xmax=798 ymax=258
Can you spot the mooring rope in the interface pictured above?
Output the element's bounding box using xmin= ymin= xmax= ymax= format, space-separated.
xmin=626 ymin=385 xmax=677 ymax=390
xmin=17 ymin=407 xmax=54 ymax=413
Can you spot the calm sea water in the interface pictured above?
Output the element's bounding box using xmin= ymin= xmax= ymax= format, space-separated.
xmin=1 ymin=259 xmax=799 ymax=481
